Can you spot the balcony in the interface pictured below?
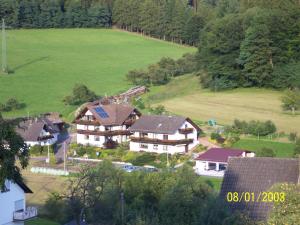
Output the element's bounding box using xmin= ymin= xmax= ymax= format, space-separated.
xmin=37 ymin=135 xmax=54 ymax=141
xmin=13 ymin=207 xmax=38 ymax=221
xmin=74 ymin=119 xmax=101 ymax=126
xmin=178 ymin=128 xmax=194 ymax=134
xmin=77 ymin=129 xmax=131 ymax=136
xmin=123 ymin=118 xmax=136 ymax=126
xmin=130 ymin=136 xmax=193 ymax=145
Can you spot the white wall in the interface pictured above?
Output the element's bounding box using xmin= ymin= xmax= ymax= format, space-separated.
xmin=130 ymin=142 xmax=187 ymax=154
xmin=0 ymin=181 xmax=26 ymax=225
xmin=130 ymin=120 xmax=199 ymax=154
xmin=76 ymin=111 xmax=129 ymax=147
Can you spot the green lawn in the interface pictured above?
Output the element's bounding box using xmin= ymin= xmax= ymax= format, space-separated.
xmin=199 ymin=176 xmax=223 ymax=192
xmin=145 ymin=74 xmax=300 ymax=133
xmin=25 ymin=218 xmax=59 ymax=225
xmin=232 ymin=138 xmax=295 ymax=157
xmin=0 ymin=29 xmax=194 ymax=118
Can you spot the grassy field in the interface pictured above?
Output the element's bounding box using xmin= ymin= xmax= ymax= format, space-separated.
xmin=23 ymin=170 xmax=67 ymax=208
xmin=199 ymin=176 xmax=223 ymax=192
xmin=232 ymin=138 xmax=295 ymax=157
xmin=0 ymin=29 xmax=194 ymax=118
xmin=145 ymin=74 xmax=300 ymax=133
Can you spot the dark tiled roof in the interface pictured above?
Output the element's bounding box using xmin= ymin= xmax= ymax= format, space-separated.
xmin=87 ymin=104 xmax=137 ymax=126
xmin=16 ymin=118 xmax=59 ymax=142
xmin=195 ymin=148 xmax=246 ymax=163
xmin=220 ymin=157 xmax=299 ymax=221
xmin=16 ymin=180 xmax=33 ymax=193
xmin=129 ymin=115 xmax=187 ymax=134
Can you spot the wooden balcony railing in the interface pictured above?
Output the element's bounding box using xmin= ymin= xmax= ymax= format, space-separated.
xmin=77 ymin=129 xmax=131 ymax=136
xmin=37 ymin=135 xmax=54 ymax=141
xmin=130 ymin=136 xmax=193 ymax=145
xmin=123 ymin=118 xmax=136 ymax=126
xmin=74 ymin=119 xmax=101 ymax=126
xmin=178 ymin=128 xmax=194 ymax=134
xmin=14 ymin=207 xmax=38 ymax=221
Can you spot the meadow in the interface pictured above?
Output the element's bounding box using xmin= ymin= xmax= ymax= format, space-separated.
xmin=0 ymin=29 xmax=194 ymax=118
xmin=232 ymin=138 xmax=295 ymax=158
xmin=145 ymin=74 xmax=300 ymax=134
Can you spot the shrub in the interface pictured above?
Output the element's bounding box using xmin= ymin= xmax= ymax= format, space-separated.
xmin=294 ymin=138 xmax=300 ymax=157
xmin=256 ymin=148 xmax=276 ymax=157
xmin=211 ymin=132 xmax=221 ymax=140
xmin=63 ymin=84 xmax=99 ymax=105
xmin=0 ymin=98 xmax=24 ymax=112
xmin=149 ymin=105 xmax=166 ymax=115
xmin=44 ymin=192 xmax=69 ymax=223
xmin=122 ymin=151 xmax=138 ymax=162
xmin=30 ymin=145 xmax=45 ymax=156
xmin=132 ymin=97 xmax=145 ymax=110
xmin=289 ymin=132 xmax=298 ymax=142
xmin=232 ymin=119 xmax=277 ymax=136
xmin=130 ymin=153 xmax=156 ymax=166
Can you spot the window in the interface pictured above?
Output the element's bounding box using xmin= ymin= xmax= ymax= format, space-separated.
xmin=84 ymin=125 xmax=88 ymax=130
xmin=94 ymin=136 xmax=100 ymax=141
xmin=163 ymin=135 xmax=168 ymax=140
xmin=84 ymin=135 xmax=89 ymax=140
xmin=94 ymin=126 xmax=100 ymax=131
xmin=14 ymin=199 xmax=24 ymax=212
xmin=140 ymin=133 xmax=148 ymax=138
xmin=140 ymin=143 xmax=148 ymax=149
xmin=163 ymin=145 xmax=168 ymax=151
xmin=153 ymin=144 xmax=158 ymax=150
xmin=153 ymin=133 xmax=157 ymax=139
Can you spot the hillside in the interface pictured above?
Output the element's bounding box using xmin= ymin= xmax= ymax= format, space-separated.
xmin=0 ymin=29 xmax=194 ymax=118
xmin=144 ymin=74 xmax=300 ymax=134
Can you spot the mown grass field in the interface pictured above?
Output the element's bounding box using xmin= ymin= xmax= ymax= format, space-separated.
xmin=232 ymin=138 xmax=295 ymax=157
xmin=0 ymin=29 xmax=194 ymax=118
xmin=23 ymin=170 xmax=67 ymax=208
xmin=145 ymin=74 xmax=300 ymax=134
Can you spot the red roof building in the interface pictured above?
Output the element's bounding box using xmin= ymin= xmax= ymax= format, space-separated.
xmin=194 ymin=148 xmax=255 ymax=177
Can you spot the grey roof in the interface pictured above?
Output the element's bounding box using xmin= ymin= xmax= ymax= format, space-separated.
xmin=220 ymin=157 xmax=299 ymax=221
xmin=16 ymin=118 xmax=59 ymax=142
xmin=129 ymin=115 xmax=187 ymax=134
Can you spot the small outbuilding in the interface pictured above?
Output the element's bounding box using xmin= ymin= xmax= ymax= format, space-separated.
xmin=194 ymin=148 xmax=255 ymax=177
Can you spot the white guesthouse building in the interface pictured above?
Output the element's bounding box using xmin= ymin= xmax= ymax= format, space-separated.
xmin=15 ymin=118 xmax=59 ymax=147
xmin=0 ymin=180 xmax=36 ymax=225
xmin=129 ymin=115 xmax=200 ymax=154
xmin=74 ymin=103 xmax=141 ymax=148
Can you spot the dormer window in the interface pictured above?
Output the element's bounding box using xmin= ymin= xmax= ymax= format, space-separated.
xmin=1 ymin=180 xmax=11 ymax=193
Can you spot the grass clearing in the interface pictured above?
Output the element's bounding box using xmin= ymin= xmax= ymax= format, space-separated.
xmin=23 ymin=170 xmax=67 ymax=208
xmin=146 ymin=75 xmax=300 ymax=133
xmin=232 ymin=138 xmax=295 ymax=157
xmin=0 ymin=29 xmax=194 ymax=118
xmin=199 ymin=176 xmax=223 ymax=192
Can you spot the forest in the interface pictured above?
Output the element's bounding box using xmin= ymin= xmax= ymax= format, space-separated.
xmin=1 ymin=0 xmax=300 ymax=90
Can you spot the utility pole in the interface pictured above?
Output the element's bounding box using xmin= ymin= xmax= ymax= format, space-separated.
xmin=47 ymin=144 xmax=50 ymax=164
xmin=167 ymin=148 xmax=170 ymax=167
xmin=2 ymin=18 xmax=8 ymax=74
xmin=63 ymin=141 xmax=66 ymax=171
xmin=121 ymin=191 xmax=124 ymax=225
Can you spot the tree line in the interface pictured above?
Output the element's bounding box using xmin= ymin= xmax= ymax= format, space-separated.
xmin=1 ymin=0 xmax=300 ymax=90
xmin=44 ymin=161 xmax=256 ymax=225
xmin=0 ymin=0 xmax=112 ymax=28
